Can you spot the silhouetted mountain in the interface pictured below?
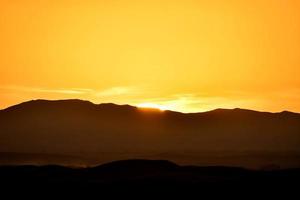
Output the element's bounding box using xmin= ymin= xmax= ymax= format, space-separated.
xmin=0 ymin=99 xmax=300 ymax=168
xmin=1 ymin=159 xmax=299 ymax=196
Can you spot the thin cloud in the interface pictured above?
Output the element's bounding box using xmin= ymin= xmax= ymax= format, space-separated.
xmin=96 ymin=86 xmax=137 ymax=97
xmin=0 ymin=85 xmax=93 ymax=95
xmin=0 ymin=85 xmax=139 ymax=98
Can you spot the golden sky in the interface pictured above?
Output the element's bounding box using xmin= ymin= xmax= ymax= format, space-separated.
xmin=1 ymin=0 xmax=300 ymax=113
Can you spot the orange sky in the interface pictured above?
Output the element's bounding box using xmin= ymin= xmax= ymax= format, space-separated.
xmin=1 ymin=0 xmax=300 ymax=113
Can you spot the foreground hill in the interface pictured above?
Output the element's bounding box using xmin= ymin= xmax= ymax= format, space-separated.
xmin=0 ymin=99 xmax=299 ymax=168
xmin=0 ymin=159 xmax=299 ymax=195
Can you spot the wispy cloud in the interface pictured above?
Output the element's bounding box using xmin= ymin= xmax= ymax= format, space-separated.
xmin=0 ymin=85 xmax=138 ymax=97
xmin=96 ymin=86 xmax=137 ymax=97
xmin=0 ymin=85 xmax=93 ymax=95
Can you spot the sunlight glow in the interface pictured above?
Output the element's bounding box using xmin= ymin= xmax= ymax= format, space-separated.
xmin=136 ymin=103 xmax=171 ymax=111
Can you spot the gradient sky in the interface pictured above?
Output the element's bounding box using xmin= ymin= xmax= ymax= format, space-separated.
xmin=1 ymin=0 xmax=300 ymax=113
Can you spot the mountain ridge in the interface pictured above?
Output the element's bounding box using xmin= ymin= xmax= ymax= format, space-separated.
xmin=2 ymin=99 xmax=299 ymax=116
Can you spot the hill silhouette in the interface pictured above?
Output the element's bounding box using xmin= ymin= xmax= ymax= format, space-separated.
xmin=1 ymin=159 xmax=299 ymax=195
xmin=0 ymin=99 xmax=300 ymax=168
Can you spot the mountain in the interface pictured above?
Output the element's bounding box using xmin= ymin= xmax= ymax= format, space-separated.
xmin=0 ymin=99 xmax=300 ymax=168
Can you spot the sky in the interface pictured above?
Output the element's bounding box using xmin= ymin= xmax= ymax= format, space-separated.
xmin=0 ymin=0 xmax=300 ymax=113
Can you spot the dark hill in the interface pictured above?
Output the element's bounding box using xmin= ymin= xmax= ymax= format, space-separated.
xmin=0 ymin=159 xmax=299 ymax=195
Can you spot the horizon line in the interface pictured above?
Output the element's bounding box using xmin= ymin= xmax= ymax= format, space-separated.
xmin=1 ymin=98 xmax=299 ymax=115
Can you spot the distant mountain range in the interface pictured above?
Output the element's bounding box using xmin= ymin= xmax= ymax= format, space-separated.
xmin=0 ymin=99 xmax=299 ymax=168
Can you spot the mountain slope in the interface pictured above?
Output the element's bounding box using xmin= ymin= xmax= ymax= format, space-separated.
xmin=0 ymin=99 xmax=300 ymax=167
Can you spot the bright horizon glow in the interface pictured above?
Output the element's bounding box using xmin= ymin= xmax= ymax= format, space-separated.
xmin=136 ymin=103 xmax=170 ymax=111
xmin=0 ymin=0 xmax=300 ymax=113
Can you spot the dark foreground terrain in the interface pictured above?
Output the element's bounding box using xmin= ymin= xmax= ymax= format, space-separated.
xmin=1 ymin=159 xmax=299 ymax=197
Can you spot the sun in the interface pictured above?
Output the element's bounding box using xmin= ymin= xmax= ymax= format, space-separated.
xmin=136 ymin=103 xmax=170 ymax=111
